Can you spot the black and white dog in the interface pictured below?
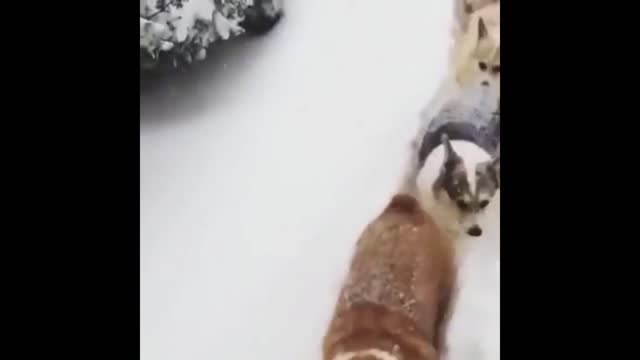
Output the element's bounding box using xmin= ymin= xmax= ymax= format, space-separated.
xmin=414 ymin=84 xmax=500 ymax=239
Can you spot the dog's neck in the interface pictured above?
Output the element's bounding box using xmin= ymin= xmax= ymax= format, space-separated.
xmin=333 ymin=348 xmax=400 ymax=360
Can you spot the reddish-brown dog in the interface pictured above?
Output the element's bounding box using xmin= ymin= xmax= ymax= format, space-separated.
xmin=322 ymin=174 xmax=456 ymax=360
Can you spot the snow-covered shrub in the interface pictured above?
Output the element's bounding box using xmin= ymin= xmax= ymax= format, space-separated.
xmin=140 ymin=0 xmax=248 ymax=70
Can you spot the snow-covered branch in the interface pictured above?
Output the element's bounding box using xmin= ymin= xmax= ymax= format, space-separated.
xmin=140 ymin=0 xmax=247 ymax=70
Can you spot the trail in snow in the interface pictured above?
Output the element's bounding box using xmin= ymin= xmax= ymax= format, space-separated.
xmin=140 ymin=1 xmax=496 ymax=359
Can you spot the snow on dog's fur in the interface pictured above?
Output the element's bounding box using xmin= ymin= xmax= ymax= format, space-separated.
xmin=416 ymin=134 xmax=499 ymax=240
xmin=451 ymin=3 xmax=500 ymax=91
xmin=322 ymin=164 xmax=456 ymax=360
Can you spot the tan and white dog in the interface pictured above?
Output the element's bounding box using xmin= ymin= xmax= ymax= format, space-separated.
xmin=322 ymin=164 xmax=456 ymax=360
xmin=450 ymin=1 xmax=500 ymax=90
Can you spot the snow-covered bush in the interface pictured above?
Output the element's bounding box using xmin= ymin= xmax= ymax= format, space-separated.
xmin=140 ymin=0 xmax=251 ymax=70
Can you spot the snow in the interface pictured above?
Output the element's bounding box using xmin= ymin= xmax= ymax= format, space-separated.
xmin=140 ymin=1 xmax=498 ymax=359
xmin=447 ymin=195 xmax=501 ymax=360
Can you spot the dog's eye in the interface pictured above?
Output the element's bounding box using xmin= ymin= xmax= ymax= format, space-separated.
xmin=478 ymin=62 xmax=488 ymax=71
xmin=479 ymin=200 xmax=490 ymax=209
xmin=491 ymin=65 xmax=500 ymax=74
xmin=456 ymin=200 xmax=470 ymax=211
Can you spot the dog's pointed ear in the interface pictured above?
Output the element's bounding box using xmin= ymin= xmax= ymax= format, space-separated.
xmin=477 ymin=16 xmax=488 ymax=40
xmin=463 ymin=0 xmax=473 ymax=14
xmin=491 ymin=144 xmax=500 ymax=186
xmin=434 ymin=134 xmax=462 ymax=198
xmin=441 ymin=133 xmax=460 ymax=165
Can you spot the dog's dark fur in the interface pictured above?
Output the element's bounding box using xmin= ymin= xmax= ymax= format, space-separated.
xmin=323 ymin=194 xmax=456 ymax=360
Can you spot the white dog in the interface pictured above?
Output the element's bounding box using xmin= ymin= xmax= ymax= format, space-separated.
xmin=450 ymin=2 xmax=500 ymax=91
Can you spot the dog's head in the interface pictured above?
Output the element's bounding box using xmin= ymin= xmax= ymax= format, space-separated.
xmin=432 ymin=135 xmax=500 ymax=237
xmin=455 ymin=17 xmax=500 ymax=91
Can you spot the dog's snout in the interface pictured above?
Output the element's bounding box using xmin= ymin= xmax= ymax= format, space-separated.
xmin=481 ymin=80 xmax=489 ymax=86
xmin=467 ymin=225 xmax=482 ymax=237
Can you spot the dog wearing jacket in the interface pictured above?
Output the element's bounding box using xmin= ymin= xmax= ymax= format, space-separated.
xmin=322 ymin=162 xmax=456 ymax=360
xmin=415 ymin=83 xmax=500 ymax=240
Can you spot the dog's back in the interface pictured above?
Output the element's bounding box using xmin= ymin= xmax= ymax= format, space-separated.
xmin=323 ymin=194 xmax=455 ymax=360
xmin=418 ymin=83 xmax=499 ymax=168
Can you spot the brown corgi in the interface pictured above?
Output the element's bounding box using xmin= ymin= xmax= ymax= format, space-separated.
xmin=322 ymin=163 xmax=456 ymax=360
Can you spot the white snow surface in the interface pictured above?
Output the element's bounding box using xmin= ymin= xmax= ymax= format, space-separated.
xmin=140 ymin=1 xmax=499 ymax=359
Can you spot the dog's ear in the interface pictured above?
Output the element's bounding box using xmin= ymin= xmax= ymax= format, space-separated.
xmin=477 ymin=16 xmax=488 ymax=40
xmin=490 ymin=144 xmax=500 ymax=187
xmin=463 ymin=0 xmax=473 ymax=14
xmin=473 ymin=16 xmax=497 ymax=56
xmin=433 ymin=134 xmax=462 ymax=194
xmin=439 ymin=133 xmax=462 ymax=179
xmin=434 ymin=134 xmax=466 ymax=199
xmin=476 ymin=146 xmax=499 ymax=191
xmin=441 ymin=133 xmax=458 ymax=164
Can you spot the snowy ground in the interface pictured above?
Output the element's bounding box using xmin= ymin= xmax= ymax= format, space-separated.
xmin=141 ymin=1 xmax=496 ymax=359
